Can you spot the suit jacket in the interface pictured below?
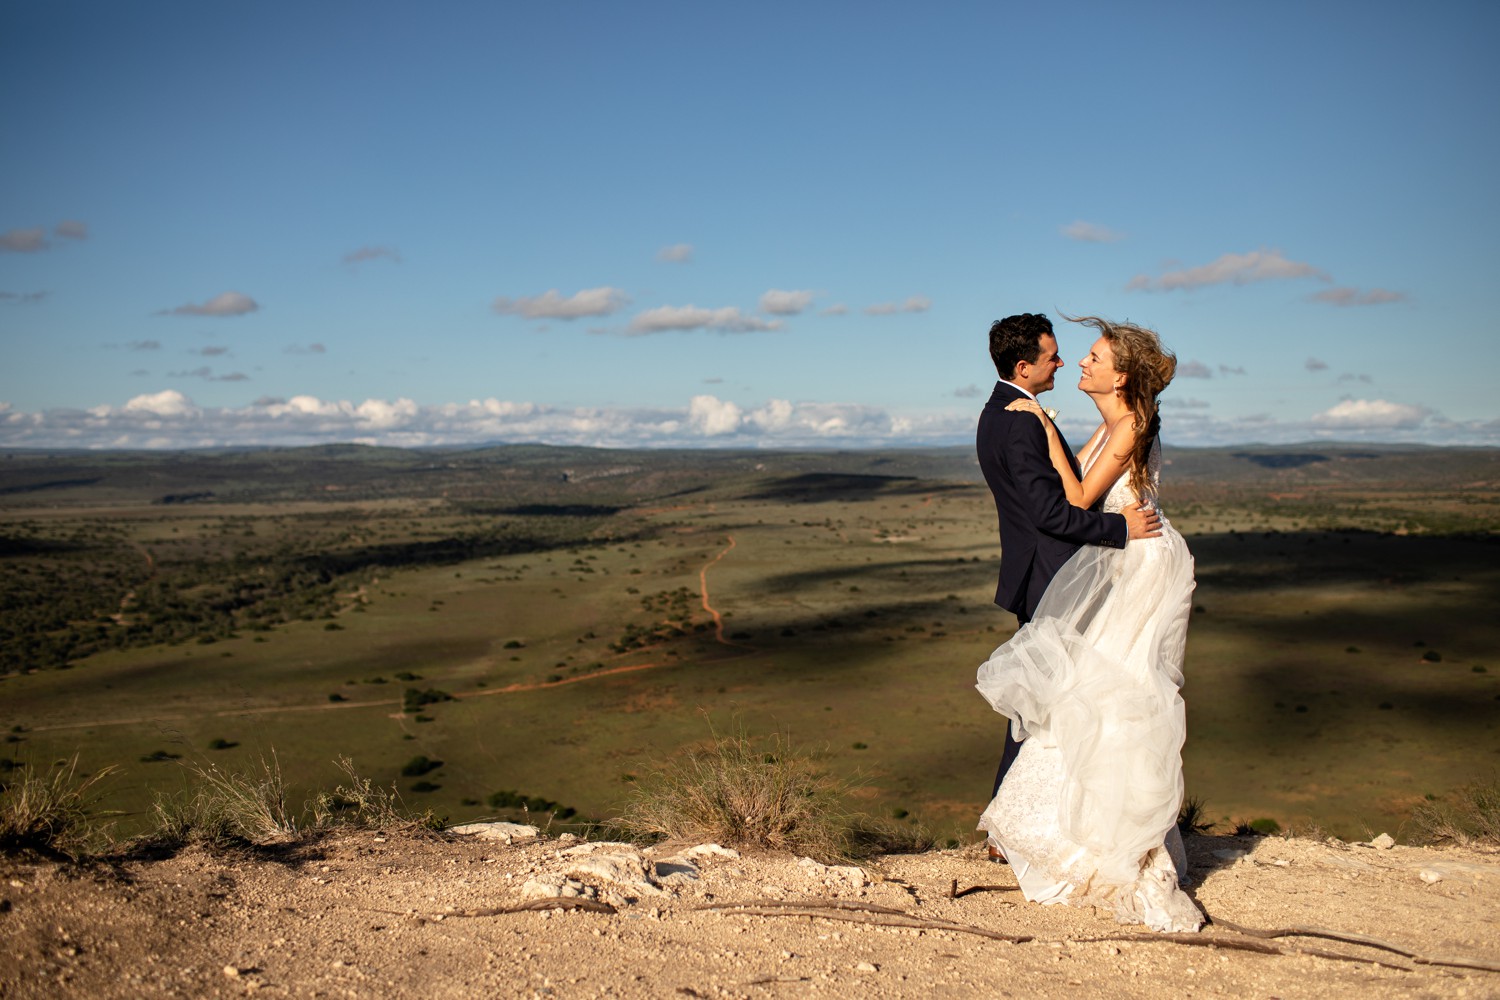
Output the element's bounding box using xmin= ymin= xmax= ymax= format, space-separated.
xmin=977 ymin=380 xmax=1127 ymax=619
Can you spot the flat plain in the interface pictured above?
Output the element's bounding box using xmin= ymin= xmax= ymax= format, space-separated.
xmin=2 ymin=442 xmax=1497 ymax=845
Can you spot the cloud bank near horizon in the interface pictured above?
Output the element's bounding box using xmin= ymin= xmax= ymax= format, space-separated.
xmin=1 ymin=391 xmax=1492 ymax=451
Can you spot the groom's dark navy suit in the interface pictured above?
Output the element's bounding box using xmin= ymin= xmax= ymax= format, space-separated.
xmin=977 ymin=380 xmax=1127 ymax=794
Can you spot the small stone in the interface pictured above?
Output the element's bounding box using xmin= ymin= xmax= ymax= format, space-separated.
xmin=855 ymin=962 xmax=878 ymax=973
xmin=1419 ymin=869 xmax=1443 ymax=884
xmin=7 ymin=880 xmax=23 ymax=889
xmin=1371 ymin=833 xmax=1395 ymax=850
xmin=222 ymin=966 xmax=241 ymax=978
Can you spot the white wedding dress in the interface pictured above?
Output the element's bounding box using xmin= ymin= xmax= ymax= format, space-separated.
xmin=976 ymin=435 xmax=1202 ymax=932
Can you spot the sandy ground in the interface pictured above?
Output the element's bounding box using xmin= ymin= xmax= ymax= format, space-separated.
xmin=2 ymin=828 xmax=1498 ymax=999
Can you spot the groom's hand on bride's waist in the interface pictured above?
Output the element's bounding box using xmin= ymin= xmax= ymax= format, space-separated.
xmin=1124 ymin=504 xmax=1162 ymax=540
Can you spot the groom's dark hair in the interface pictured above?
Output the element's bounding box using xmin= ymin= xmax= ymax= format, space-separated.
xmin=989 ymin=313 xmax=1054 ymax=379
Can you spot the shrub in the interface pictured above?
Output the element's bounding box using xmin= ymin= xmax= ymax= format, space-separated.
xmin=177 ymin=752 xmax=300 ymax=842
xmin=400 ymin=755 xmax=442 ymax=777
xmin=0 ymin=757 xmax=117 ymax=859
xmin=140 ymin=750 xmax=182 ymax=763
xmin=1411 ymin=776 xmax=1500 ymax=846
xmin=621 ymin=721 xmax=855 ymax=862
xmin=403 ymin=688 xmax=453 ymax=713
xmin=1177 ymin=795 xmax=1214 ymax=836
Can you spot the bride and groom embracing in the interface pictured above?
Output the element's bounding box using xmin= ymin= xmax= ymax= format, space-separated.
xmin=974 ymin=312 xmax=1203 ymax=933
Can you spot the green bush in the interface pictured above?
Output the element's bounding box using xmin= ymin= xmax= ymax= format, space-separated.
xmin=400 ymin=755 xmax=442 ymax=777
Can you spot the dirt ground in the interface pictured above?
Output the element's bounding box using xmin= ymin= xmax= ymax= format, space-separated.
xmin=2 ymin=828 xmax=1497 ymax=999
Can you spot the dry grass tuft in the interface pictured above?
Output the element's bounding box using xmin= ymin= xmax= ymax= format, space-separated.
xmin=1411 ymin=776 xmax=1500 ymax=846
xmin=622 ymin=722 xmax=855 ymax=862
xmin=153 ymin=753 xmax=442 ymax=847
xmin=0 ymin=757 xmax=117 ymax=859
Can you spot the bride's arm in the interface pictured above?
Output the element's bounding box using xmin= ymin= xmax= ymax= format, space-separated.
xmin=1073 ymin=417 xmax=1138 ymax=508
xmin=1007 ymin=403 xmax=1137 ymax=509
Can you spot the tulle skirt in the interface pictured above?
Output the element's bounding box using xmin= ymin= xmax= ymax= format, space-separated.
xmin=976 ymin=521 xmax=1200 ymax=930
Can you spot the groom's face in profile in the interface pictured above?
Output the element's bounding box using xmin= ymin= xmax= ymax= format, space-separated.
xmin=1016 ymin=333 xmax=1063 ymax=396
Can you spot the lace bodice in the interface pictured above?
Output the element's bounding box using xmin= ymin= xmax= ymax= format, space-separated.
xmin=1081 ymin=433 xmax=1161 ymax=514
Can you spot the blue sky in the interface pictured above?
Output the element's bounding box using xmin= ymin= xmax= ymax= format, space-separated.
xmin=2 ymin=2 xmax=1496 ymax=449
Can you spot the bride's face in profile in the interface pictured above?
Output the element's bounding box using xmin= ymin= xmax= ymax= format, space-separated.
xmin=1077 ymin=336 xmax=1124 ymax=398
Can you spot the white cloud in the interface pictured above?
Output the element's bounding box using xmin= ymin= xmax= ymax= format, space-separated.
xmin=159 ymin=291 xmax=260 ymax=317
xmin=1218 ymin=364 xmax=1246 ymax=376
xmin=0 ymin=227 xmax=48 ymax=253
xmin=1337 ymin=372 xmax=1373 ymax=384
xmin=1127 ymin=249 xmax=1327 ymax=292
xmin=688 ymin=395 xmax=744 ymax=435
xmin=1178 ymin=360 xmax=1213 ymax=379
xmin=626 ymin=305 xmax=782 ymax=335
xmin=286 ymin=343 xmax=327 ymax=355
xmin=656 ymin=243 xmax=694 ymax=263
xmin=123 ymin=390 xmax=198 ymax=417
xmin=342 ymin=245 xmax=401 ymax=265
xmin=819 ymin=303 xmax=849 ymax=316
xmin=492 ymin=286 xmax=629 ymax=320
xmin=759 ymin=289 xmax=815 ymax=315
xmin=864 ymin=296 xmax=931 ymax=315
xmin=126 ymin=340 xmax=162 ymax=352
xmin=0 ymin=391 xmax=1493 ymax=450
xmin=55 ymin=220 xmax=88 ymax=240
xmin=197 ymin=346 xmax=230 ymax=357
xmin=953 ymin=384 xmax=982 ymax=398
xmin=1305 ymin=357 xmax=1329 ymax=372
xmin=1061 ymin=220 xmax=1124 ymax=243
xmin=1312 ymin=398 xmax=1427 ymax=430
xmin=1309 ymin=286 xmax=1406 ymax=307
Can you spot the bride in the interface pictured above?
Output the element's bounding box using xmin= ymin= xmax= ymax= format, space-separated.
xmin=976 ymin=315 xmax=1202 ymax=933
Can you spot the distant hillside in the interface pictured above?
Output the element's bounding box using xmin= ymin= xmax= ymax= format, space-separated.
xmin=2 ymin=442 xmax=1495 ymax=509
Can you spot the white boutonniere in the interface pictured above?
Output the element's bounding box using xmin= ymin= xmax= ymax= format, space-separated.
xmin=1042 ymin=407 xmax=1058 ymax=421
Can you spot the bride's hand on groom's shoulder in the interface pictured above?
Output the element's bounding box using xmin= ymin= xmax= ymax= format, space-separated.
xmin=1005 ymin=399 xmax=1043 ymax=417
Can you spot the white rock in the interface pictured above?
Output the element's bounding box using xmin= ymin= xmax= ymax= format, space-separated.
xmin=1371 ymin=833 xmax=1395 ymax=850
xmin=797 ymin=856 xmax=867 ymax=888
xmin=520 ymin=876 xmax=596 ymax=900
xmin=558 ymin=841 xmax=635 ymax=857
xmin=449 ymin=822 xmax=539 ymax=844
xmin=653 ymin=859 xmax=700 ymax=884
xmin=1419 ymin=869 xmax=1443 ymax=884
xmin=686 ymin=843 xmax=740 ymax=860
xmin=568 ymin=851 xmax=666 ymax=896
xmin=855 ymin=961 xmax=879 ymax=973
xmin=222 ymin=966 xmax=241 ymax=978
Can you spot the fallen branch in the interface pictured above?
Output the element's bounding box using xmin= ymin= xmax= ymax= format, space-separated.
xmin=1211 ymin=918 xmax=1500 ymax=974
xmin=361 ymin=897 xmax=617 ymax=919
xmin=700 ymin=898 xmax=1428 ymax=971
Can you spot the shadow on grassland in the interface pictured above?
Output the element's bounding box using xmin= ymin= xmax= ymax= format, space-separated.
xmin=741 ymin=473 xmax=971 ymax=504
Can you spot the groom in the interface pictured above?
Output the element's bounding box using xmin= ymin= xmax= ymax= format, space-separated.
xmin=977 ymin=313 xmax=1160 ymax=807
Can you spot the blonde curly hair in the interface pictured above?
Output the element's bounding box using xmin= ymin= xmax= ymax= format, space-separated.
xmin=1065 ymin=315 xmax=1176 ymax=500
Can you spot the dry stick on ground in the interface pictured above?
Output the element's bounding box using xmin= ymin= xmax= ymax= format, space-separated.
xmin=698 ymin=898 xmax=1485 ymax=974
xmin=1210 ymin=918 xmax=1500 ymax=975
xmin=360 ymin=897 xmax=618 ymax=919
